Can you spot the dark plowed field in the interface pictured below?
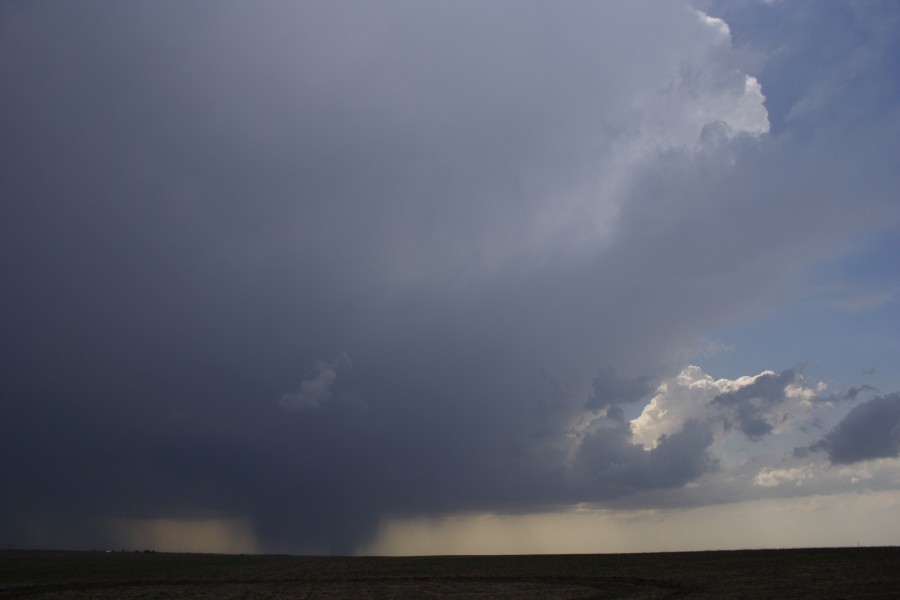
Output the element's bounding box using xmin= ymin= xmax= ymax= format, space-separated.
xmin=2 ymin=547 xmax=898 ymax=599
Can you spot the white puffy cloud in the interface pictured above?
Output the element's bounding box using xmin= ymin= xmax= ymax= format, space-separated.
xmin=630 ymin=367 xmax=721 ymax=450
xmin=630 ymin=366 xmax=822 ymax=450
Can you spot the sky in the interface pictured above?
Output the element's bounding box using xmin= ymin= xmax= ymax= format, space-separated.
xmin=1 ymin=0 xmax=899 ymax=555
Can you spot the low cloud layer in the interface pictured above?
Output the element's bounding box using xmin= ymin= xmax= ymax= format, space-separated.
xmin=1 ymin=0 xmax=899 ymax=553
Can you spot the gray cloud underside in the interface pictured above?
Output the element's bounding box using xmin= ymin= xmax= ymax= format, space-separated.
xmin=1 ymin=0 xmax=899 ymax=553
xmin=811 ymin=393 xmax=900 ymax=465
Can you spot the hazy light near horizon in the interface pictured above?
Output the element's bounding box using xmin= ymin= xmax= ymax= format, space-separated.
xmin=362 ymin=490 xmax=900 ymax=556
xmin=101 ymin=518 xmax=260 ymax=554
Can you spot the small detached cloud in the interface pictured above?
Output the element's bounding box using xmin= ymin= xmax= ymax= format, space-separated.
xmin=810 ymin=393 xmax=900 ymax=464
xmin=826 ymin=289 xmax=897 ymax=313
xmin=279 ymin=353 xmax=352 ymax=411
xmin=754 ymin=464 xmax=820 ymax=488
xmin=807 ymin=384 xmax=877 ymax=407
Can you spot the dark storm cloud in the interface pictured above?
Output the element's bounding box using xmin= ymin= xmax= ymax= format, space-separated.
xmin=811 ymin=394 xmax=900 ymax=464
xmin=576 ymin=420 xmax=716 ymax=494
xmin=584 ymin=366 xmax=656 ymax=416
xmin=841 ymin=385 xmax=877 ymax=402
xmin=1 ymin=0 xmax=899 ymax=554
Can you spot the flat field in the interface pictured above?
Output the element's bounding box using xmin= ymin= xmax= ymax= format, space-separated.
xmin=2 ymin=547 xmax=898 ymax=599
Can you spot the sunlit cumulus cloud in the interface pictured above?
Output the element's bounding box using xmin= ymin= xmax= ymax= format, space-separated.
xmin=630 ymin=367 xmax=822 ymax=449
xmin=1 ymin=0 xmax=899 ymax=555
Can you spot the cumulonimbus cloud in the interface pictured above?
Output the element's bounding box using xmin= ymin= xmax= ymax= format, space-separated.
xmin=1 ymin=0 xmax=898 ymax=554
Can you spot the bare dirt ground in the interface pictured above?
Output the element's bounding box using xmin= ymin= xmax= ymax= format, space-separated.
xmin=2 ymin=547 xmax=898 ymax=599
